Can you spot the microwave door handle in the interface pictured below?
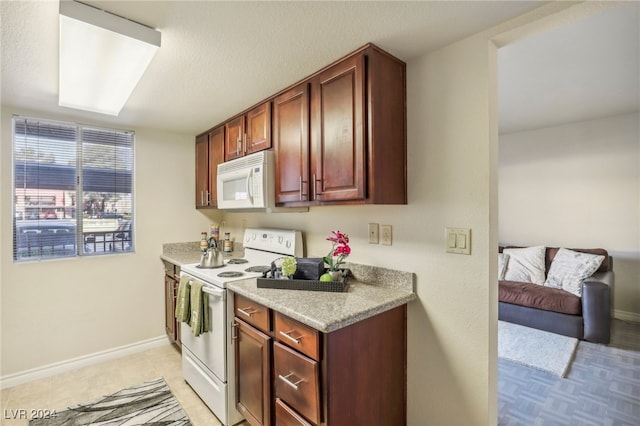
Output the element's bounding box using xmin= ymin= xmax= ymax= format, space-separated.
xmin=246 ymin=169 xmax=254 ymax=202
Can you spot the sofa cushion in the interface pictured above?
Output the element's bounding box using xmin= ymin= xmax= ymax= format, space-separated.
xmin=545 ymin=248 xmax=605 ymax=297
xmin=502 ymin=246 xmax=546 ymax=285
xmin=547 ymin=247 xmax=610 ymax=273
xmin=498 ymin=253 xmax=510 ymax=280
xmin=499 ymin=280 xmax=582 ymax=315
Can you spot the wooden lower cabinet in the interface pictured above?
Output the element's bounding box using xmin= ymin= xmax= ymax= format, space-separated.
xmin=233 ymin=294 xmax=407 ymax=425
xmin=275 ymin=398 xmax=313 ymax=426
xmin=164 ymin=262 xmax=181 ymax=347
xmin=235 ymin=318 xmax=272 ymax=426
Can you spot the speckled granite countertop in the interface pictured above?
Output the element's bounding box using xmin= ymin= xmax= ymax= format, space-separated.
xmin=161 ymin=241 xmax=243 ymax=266
xmin=161 ymin=243 xmax=417 ymax=333
xmin=228 ymin=262 xmax=416 ymax=333
xmin=161 ymin=242 xmax=201 ymax=265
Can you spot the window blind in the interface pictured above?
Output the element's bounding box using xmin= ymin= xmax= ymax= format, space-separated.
xmin=13 ymin=116 xmax=134 ymax=261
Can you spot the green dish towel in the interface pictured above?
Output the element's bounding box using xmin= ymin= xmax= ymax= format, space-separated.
xmin=189 ymin=280 xmax=209 ymax=336
xmin=175 ymin=275 xmax=191 ymax=323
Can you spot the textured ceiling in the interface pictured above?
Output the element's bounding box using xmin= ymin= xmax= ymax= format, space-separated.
xmin=499 ymin=1 xmax=639 ymax=134
xmin=2 ymin=0 xmax=544 ymax=135
xmin=3 ymin=1 xmax=636 ymax=137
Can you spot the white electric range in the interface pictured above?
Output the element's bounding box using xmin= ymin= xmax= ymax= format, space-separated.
xmin=179 ymin=228 xmax=303 ymax=425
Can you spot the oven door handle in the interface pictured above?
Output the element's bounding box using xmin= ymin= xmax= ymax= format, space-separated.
xmin=202 ymin=286 xmax=225 ymax=299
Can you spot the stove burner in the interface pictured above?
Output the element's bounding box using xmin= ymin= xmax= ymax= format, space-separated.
xmin=217 ymin=271 xmax=245 ymax=278
xmin=227 ymin=258 xmax=249 ymax=264
xmin=245 ymin=265 xmax=271 ymax=274
xmin=195 ymin=264 xmax=225 ymax=269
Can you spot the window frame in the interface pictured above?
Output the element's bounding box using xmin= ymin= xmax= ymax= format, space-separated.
xmin=12 ymin=115 xmax=135 ymax=262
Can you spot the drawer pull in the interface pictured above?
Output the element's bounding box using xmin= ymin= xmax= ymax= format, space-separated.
xmin=278 ymin=373 xmax=303 ymax=390
xmin=237 ymin=307 xmax=257 ymax=317
xmin=279 ymin=330 xmax=301 ymax=344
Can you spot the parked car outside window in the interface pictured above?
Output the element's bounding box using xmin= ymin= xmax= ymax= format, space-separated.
xmin=14 ymin=220 xmax=76 ymax=260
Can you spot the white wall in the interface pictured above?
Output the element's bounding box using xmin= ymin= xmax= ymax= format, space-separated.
xmin=0 ymin=106 xmax=220 ymax=376
xmin=499 ymin=112 xmax=640 ymax=319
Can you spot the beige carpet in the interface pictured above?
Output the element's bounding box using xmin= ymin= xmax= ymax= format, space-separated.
xmin=498 ymin=320 xmax=578 ymax=377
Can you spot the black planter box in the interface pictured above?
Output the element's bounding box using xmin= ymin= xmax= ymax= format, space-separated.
xmin=292 ymin=257 xmax=325 ymax=280
xmin=257 ymin=269 xmax=348 ymax=292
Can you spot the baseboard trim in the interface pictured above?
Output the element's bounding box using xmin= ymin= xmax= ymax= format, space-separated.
xmin=0 ymin=336 xmax=171 ymax=390
xmin=614 ymin=309 xmax=640 ymax=323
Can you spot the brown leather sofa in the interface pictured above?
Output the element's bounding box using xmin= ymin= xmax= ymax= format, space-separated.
xmin=498 ymin=247 xmax=613 ymax=344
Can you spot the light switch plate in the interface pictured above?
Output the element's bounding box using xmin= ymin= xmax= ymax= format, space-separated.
xmin=380 ymin=225 xmax=392 ymax=245
xmin=368 ymin=223 xmax=379 ymax=244
xmin=445 ymin=227 xmax=471 ymax=255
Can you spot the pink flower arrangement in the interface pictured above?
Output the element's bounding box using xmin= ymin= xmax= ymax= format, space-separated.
xmin=323 ymin=230 xmax=351 ymax=272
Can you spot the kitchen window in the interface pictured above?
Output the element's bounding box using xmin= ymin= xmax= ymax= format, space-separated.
xmin=13 ymin=116 xmax=134 ymax=261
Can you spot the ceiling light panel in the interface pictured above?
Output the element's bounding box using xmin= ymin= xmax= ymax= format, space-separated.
xmin=58 ymin=1 xmax=161 ymax=116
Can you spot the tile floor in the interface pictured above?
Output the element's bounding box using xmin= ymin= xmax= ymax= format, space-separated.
xmin=0 ymin=344 xmax=249 ymax=426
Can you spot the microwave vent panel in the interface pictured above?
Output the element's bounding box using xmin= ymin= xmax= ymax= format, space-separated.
xmin=218 ymin=151 xmax=269 ymax=174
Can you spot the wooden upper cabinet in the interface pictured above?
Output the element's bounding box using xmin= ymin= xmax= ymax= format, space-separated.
xmin=225 ymin=101 xmax=272 ymax=161
xmin=195 ymin=127 xmax=224 ymax=208
xmin=208 ymin=126 xmax=224 ymax=207
xmin=273 ymin=83 xmax=310 ymax=204
xmin=311 ymin=53 xmax=365 ymax=202
xmin=246 ymin=102 xmax=272 ymax=155
xmin=198 ymin=43 xmax=406 ymax=209
xmin=224 ymin=116 xmax=245 ymax=161
xmin=195 ymin=133 xmax=210 ymax=208
xmin=273 ymin=44 xmax=406 ymax=207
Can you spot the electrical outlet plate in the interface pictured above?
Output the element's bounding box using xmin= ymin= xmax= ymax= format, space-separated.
xmin=380 ymin=225 xmax=392 ymax=245
xmin=368 ymin=223 xmax=379 ymax=244
xmin=445 ymin=227 xmax=471 ymax=255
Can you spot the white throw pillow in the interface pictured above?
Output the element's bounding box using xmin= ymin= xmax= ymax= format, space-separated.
xmin=502 ymin=246 xmax=546 ymax=285
xmin=545 ymin=248 xmax=605 ymax=297
xmin=498 ymin=253 xmax=510 ymax=281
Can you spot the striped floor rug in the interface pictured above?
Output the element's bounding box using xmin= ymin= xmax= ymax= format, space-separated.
xmin=29 ymin=377 xmax=191 ymax=425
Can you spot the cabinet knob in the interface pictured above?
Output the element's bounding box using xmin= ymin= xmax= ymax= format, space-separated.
xmin=279 ymin=329 xmax=302 ymax=345
xmin=237 ymin=306 xmax=257 ymax=317
xmin=312 ymin=174 xmax=322 ymax=199
xmin=231 ymin=321 xmax=238 ymax=340
xmin=278 ymin=372 xmax=303 ymax=390
xmin=299 ymin=176 xmax=307 ymax=201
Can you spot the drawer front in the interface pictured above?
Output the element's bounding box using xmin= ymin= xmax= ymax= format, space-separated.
xmin=275 ymin=398 xmax=313 ymax=426
xmin=275 ymin=312 xmax=320 ymax=361
xmin=234 ymin=294 xmax=270 ymax=333
xmin=274 ymin=342 xmax=320 ymax=425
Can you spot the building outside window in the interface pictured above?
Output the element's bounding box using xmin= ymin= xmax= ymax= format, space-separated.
xmin=13 ymin=116 xmax=134 ymax=261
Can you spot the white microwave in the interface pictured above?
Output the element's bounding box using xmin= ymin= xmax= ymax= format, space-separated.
xmin=217 ymin=151 xmax=275 ymax=210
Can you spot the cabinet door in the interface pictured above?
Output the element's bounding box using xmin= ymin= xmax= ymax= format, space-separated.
xmin=311 ymin=53 xmax=365 ymax=202
xmin=208 ymin=126 xmax=224 ymax=207
xmin=246 ymin=102 xmax=272 ymax=155
xmin=195 ymin=134 xmax=209 ymax=207
xmin=236 ymin=318 xmax=272 ymax=426
xmin=225 ymin=116 xmax=245 ymax=161
xmin=273 ymin=83 xmax=310 ymax=204
xmin=164 ymin=274 xmax=177 ymax=342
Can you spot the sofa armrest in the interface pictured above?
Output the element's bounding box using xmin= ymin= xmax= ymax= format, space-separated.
xmin=587 ymin=271 xmax=614 ymax=288
xmin=582 ymin=271 xmax=614 ymax=344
